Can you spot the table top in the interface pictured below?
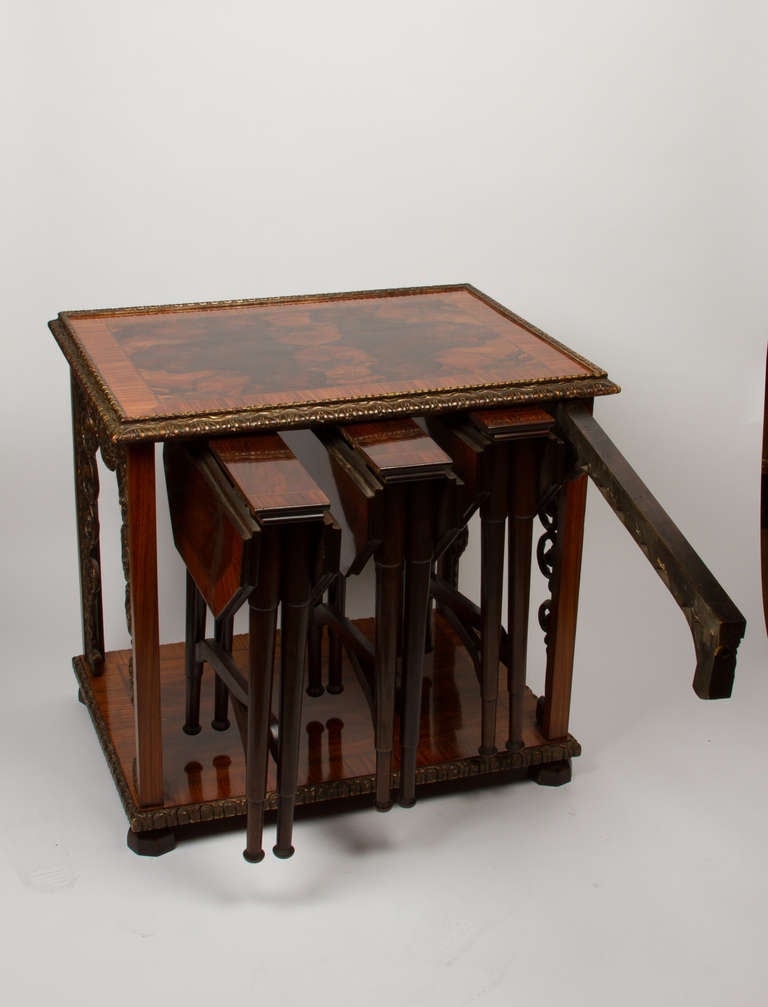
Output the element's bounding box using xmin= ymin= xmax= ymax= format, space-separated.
xmin=51 ymin=283 xmax=618 ymax=443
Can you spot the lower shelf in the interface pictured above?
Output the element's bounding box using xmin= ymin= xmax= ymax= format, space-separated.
xmin=74 ymin=613 xmax=580 ymax=836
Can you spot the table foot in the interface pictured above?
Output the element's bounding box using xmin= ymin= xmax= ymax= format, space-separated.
xmin=126 ymin=828 xmax=177 ymax=857
xmin=531 ymin=759 xmax=572 ymax=787
xmin=243 ymin=847 xmax=265 ymax=864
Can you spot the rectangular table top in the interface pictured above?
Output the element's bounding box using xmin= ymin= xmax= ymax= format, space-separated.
xmin=51 ymin=283 xmax=618 ymax=443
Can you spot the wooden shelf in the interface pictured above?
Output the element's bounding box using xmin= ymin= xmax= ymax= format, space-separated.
xmin=74 ymin=613 xmax=580 ymax=836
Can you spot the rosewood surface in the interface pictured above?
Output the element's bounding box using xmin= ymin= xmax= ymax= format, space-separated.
xmin=73 ymin=614 xmax=582 ymax=836
xmin=51 ymin=284 xmax=619 ymax=443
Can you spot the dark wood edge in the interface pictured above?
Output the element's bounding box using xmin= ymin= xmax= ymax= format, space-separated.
xmin=73 ymin=654 xmax=581 ymax=834
xmin=555 ymin=402 xmax=746 ymax=699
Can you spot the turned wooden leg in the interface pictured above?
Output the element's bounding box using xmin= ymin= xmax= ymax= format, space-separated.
xmin=399 ymin=485 xmax=436 ymax=808
xmin=373 ymin=490 xmax=405 ymax=811
xmin=539 ymin=474 xmax=588 ymax=740
xmin=507 ymin=440 xmax=537 ymax=751
xmin=478 ymin=445 xmax=508 ymax=755
xmin=212 ymin=614 xmax=234 ymax=731
xmin=183 ymin=571 xmax=207 ymax=735
xmin=126 ymin=443 xmax=164 ymax=808
xmin=306 ymin=608 xmax=324 ymax=698
xmin=327 ymin=574 xmax=346 ymax=694
xmin=243 ymin=531 xmax=280 ymax=864
xmin=273 ymin=525 xmax=315 ymax=859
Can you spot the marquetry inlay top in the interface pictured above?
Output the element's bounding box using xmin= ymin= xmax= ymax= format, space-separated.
xmin=52 ymin=284 xmax=618 ymax=442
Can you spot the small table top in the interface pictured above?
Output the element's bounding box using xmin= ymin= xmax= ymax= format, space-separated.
xmin=51 ymin=283 xmax=618 ymax=443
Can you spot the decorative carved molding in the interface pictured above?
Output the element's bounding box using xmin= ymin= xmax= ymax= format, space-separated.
xmin=71 ymin=376 xmax=105 ymax=671
xmin=51 ymin=317 xmax=619 ymax=445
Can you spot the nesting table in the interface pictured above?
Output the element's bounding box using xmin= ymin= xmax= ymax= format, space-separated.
xmin=51 ymin=283 xmax=745 ymax=854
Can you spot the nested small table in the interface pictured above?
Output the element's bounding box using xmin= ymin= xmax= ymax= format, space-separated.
xmin=51 ymin=283 xmax=745 ymax=853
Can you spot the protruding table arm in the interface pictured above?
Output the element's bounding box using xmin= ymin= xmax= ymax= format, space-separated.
xmin=555 ymin=402 xmax=746 ymax=699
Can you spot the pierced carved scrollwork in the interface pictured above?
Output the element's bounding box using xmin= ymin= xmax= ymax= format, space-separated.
xmin=71 ymin=375 xmax=105 ymax=672
xmin=536 ymin=495 xmax=559 ymax=647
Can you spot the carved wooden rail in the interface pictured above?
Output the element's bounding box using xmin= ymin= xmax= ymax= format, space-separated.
xmin=554 ymin=402 xmax=746 ymax=700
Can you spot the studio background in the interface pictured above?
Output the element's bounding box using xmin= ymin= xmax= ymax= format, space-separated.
xmin=1 ymin=2 xmax=766 ymax=1006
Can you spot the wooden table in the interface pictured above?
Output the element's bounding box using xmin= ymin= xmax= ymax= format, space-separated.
xmin=50 ymin=283 xmax=744 ymax=853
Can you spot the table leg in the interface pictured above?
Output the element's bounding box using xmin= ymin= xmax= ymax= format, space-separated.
xmin=70 ymin=374 xmax=104 ymax=673
xmin=539 ymin=473 xmax=588 ymax=740
xmin=126 ymin=443 xmax=164 ymax=807
xmin=507 ymin=440 xmax=537 ymax=751
xmin=274 ymin=524 xmax=314 ymax=859
xmin=478 ymin=446 xmax=508 ymax=755
xmin=244 ymin=530 xmax=280 ymax=863
xmin=373 ymin=487 xmax=405 ymax=812
xmin=399 ymin=484 xmax=436 ymax=807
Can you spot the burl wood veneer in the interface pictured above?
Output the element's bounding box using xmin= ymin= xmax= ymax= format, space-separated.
xmin=52 ymin=284 xmax=619 ymax=443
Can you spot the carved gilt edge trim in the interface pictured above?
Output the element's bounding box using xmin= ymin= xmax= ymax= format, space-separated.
xmin=73 ymin=657 xmax=580 ymax=833
xmin=462 ymin=283 xmax=608 ymax=379
xmin=71 ymin=376 xmax=105 ymax=669
xmin=52 ymin=310 xmax=619 ymax=443
xmin=87 ymin=377 xmax=622 ymax=445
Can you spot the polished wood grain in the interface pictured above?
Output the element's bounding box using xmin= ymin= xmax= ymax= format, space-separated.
xmin=57 ymin=285 xmax=604 ymax=423
xmin=341 ymin=419 xmax=453 ymax=480
xmin=507 ymin=439 xmax=540 ymax=750
xmin=210 ymin=434 xmax=329 ymax=521
xmin=469 ymin=405 xmax=555 ymax=439
xmin=164 ymin=442 xmax=255 ymax=618
xmin=126 ymin=443 xmax=164 ymax=806
xmin=539 ymin=473 xmax=588 ymax=740
xmin=78 ymin=614 xmax=580 ymax=819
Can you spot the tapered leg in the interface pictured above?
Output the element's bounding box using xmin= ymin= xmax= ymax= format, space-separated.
xmin=327 ymin=574 xmax=346 ymax=694
xmin=183 ymin=571 xmax=207 ymax=735
xmin=243 ymin=531 xmax=280 ymax=864
xmin=373 ymin=489 xmax=405 ymax=811
xmin=478 ymin=444 xmax=508 ymax=755
xmin=507 ymin=440 xmax=537 ymax=751
xmin=306 ymin=609 xmax=324 ymax=697
xmin=399 ymin=485 xmax=436 ymax=808
xmin=539 ymin=474 xmax=588 ymax=740
xmin=273 ymin=525 xmax=315 ymax=858
xmin=212 ymin=615 xmax=233 ymax=731
xmin=126 ymin=443 xmax=164 ymax=808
